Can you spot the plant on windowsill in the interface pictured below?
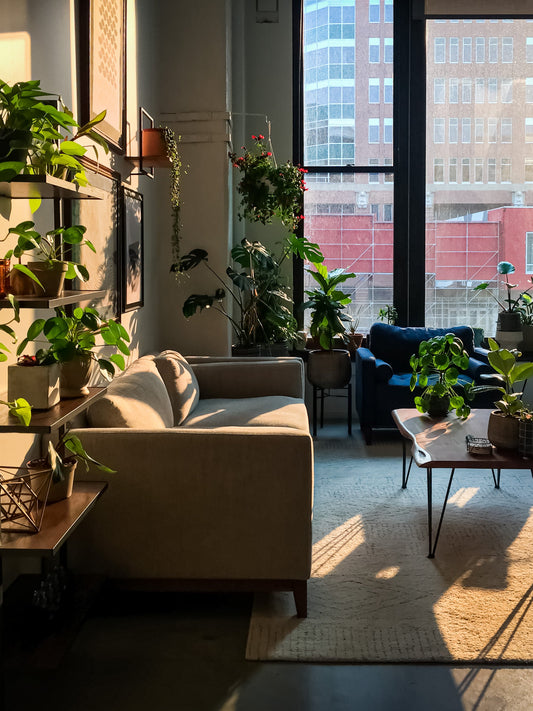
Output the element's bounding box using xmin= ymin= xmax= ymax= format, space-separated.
xmin=1 ymin=221 xmax=95 ymax=297
xmin=473 ymin=261 xmax=533 ymax=334
xmin=409 ymin=333 xmax=473 ymax=419
xmin=378 ymin=304 xmax=398 ymax=325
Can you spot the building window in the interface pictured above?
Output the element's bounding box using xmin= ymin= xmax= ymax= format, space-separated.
xmin=369 ymin=0 xmax=380 ymax=23
xmin=434 ymin=118 xmax=445 ymax=143
xmin=502 ymin=37 xmax=513 ymax=62
xmin=384 ymin=78 xmax=393 ymax=103
xmin=528 ymin=38 xmax=533 ymax=63
xmin=369 ymin=118 xmax=380 ymax=143
xmin=501 ymin=118 xmax=512 ymax=143
xmin=462 ymin=37 xmax=471 ymax=63
xmin=475 ymin=37 xmax=485 ymax=62
xmin=435 ymin=37 xmax=445 ymax=63
xmin=384 ymin=0 xmax=393 ymax=23
xmin=384 ymin=38 xmax=393 ymax=63
xmin=462 ymin=79 xmax=472 ymax=103
xmin=526 ymin=158 xmax=533 ymax=182
xmin=475 ymin=78 xmax=485 ymax=103
xmin=371 ymin=204 xmax=380 ymax=220
xmin=527 ymin=233 xmax=533 ymax=273
xmin=368 ymin=158 xmax=379 ymax=183
xmin=369 ymin=78 xmax=380 ymax=103
xmin=384 ymin=157 xmax=393 ymax=182
xmin=384 ymin=203 xmax=393 ymax=221
xmin=489 ymin=36 xmax=498 ymax=62
xmin=384 ymin=118 xmax=393 ymax=144
xmin=501 ymin=78 xmax=513 ymax=103
xmin=501 ymin=158 xmax=511 ymax=182
xmin=488 ymin=78 xmax=498 ymax=103
xmin=527 ymin=78 xmax=533 ymax=102
xmin=450 ymin=37 xmax=459 ymax=63
xmin=434 ymin=78 xmax=445 ymax=103
xmin=462 ymin=158 xmax=470 ymax=182
xmin=449 ymin=158 xmax=457 ymax=183
xmin=488 ymin=118 xmax=498 ymax=142
xmin=475 ymin=117 xmax=484 ymax=142
xmin=526 ymin=118 xmax=533 ymax=142
xmin=434 ymin=158 xmax=444 ymax=183
xmin=488 ymin=158 xmax=496 ymax=182
xmin=449 ymin=117 xmax=458 ymax=143
xmin=449 ymin=78 xmax=458 ymax=103
xmin=369 ymin=38 xmax=380 ymax=63
xmin=462 ymin=117 xmax=471 ymax=143
xmin=475 ymin=158 xmax=483 ymax=182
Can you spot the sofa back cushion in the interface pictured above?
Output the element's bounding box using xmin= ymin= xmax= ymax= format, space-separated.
xmin=369 ymin=323 xmax=476 ymax=373
xmin=87 ymin=357 xmax=173 ymax=428
xmin=154 ymin=350 xmax=200 ymax=425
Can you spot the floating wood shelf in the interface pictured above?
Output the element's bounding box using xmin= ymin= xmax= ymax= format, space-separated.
xmin=0 ymin=289 xmax=106 ymax=309
xmin=0 ymin=175 xmax=104 ymax=200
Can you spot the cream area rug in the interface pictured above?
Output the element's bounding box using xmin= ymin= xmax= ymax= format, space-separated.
xmin=246 ymin=434 xmax=533 ymax=663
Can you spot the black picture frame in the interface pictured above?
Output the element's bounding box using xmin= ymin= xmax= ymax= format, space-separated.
xmin=121 ymin=186 xmax=144 ymax=312
xmin=79 ymin=0 xmax=127 ymax=154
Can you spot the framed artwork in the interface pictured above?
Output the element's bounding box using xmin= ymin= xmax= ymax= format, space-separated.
xmin=121 ymin=186 xmax=144 ymax=312
xmin=79 ymin=0 xmax=126 ymax=153
xmin=71 ymin=161 xmax=122 ymax=319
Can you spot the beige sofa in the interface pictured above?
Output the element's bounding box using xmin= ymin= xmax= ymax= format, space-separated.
xmin=70 ymin=351 xmax=313 ymax=616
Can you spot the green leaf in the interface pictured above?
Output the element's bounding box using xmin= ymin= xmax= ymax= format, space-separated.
xmin=59 ymin=140 xmax=86 ymax=156
xmin=109 ymin=353 xmax=125 ymax=370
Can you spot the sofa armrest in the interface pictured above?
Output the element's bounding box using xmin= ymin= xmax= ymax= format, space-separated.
xmin=69 ymin=426 xmax=313 ymax=581
xmin=191 ymin=359 xmax=305 ymax=399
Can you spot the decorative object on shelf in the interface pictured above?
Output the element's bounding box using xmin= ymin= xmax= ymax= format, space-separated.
xmin=175 ymin=237 xmax=321 ymax=352
xmin=0 ymin=464 xmax=51 ymax=532
xmin=17 ymin=306 xmax=131 ymax=396
xmin=465 ymin=435 xmax=493 ymax=455
xmin=472 ymin=338 xmax=533 ymax=451
xmin=473 ymin=261 xmax=533 ymax=348
xmin=79 ymin=0 xmax=126 ymax=153
xmin=8 ymin=353 xmax=60 ymax=409
xmin=1 ymin=221 xmax=95 ymax=297
xmin=409 ymin=333 xmax=473 ymax=419
xmin=121 ymin=187 xmax=144 ymax=311
xmin=0 ymin=78 xmax=109 ymax=187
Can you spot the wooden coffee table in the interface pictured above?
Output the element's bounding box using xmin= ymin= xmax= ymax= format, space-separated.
xmin=392 ymin=408 xmax=533 ymax=557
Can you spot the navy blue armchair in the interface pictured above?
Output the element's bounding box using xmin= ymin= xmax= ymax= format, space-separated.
xmin=355 ymin=323 xmax=497 ymax=444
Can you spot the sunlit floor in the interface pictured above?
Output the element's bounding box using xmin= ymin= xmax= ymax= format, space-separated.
xmin=6 ymin=421 xmax=533 ymax=711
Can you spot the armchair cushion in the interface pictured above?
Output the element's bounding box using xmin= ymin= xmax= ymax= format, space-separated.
xmin=154 ymin=351 xmax=200 ymax=425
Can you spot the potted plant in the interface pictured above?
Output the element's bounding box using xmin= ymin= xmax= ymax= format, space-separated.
xmin=378 ymin=304 xmax=398 ymax=325
xmin=2 ymin=221 xmax=95 ymax=296
xmin=228 ymin=133 xmax=307 ymax=234
xmin=473 ymin=262 xmax=533 ymax=345
xmin=0 ymin=78 xmax=109 ymax=186
xmin=8 ymin=350 xmax=60 ymax=410
xmin=27 ymin=425 xmax=115 ymax=503
xmin=303 ymin=262 xmax=356 ymax=390
xmin=519 ymin=292 xmax=533 ymax=352
xmin=409 ymin=333 xmax=473 ymax=419
xmin=346 ymin=311 xmax=364 ymax=356
xmin=473 ymin=338 xmax=533 ymax=450
xmin=174 ymin=236 xmax=321 ymax=355
xmin=17 ymin=306 xmax=131 ymax=397
xmin=0 ymin=294 xmax=31 ymax=425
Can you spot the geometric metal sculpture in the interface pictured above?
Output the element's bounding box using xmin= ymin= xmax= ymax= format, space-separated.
xmin=0 ymin=465 xmax=52 ymax=533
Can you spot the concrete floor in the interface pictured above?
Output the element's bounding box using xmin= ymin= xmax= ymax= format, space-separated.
xmin=6 ymin=421 xmax=533 ymax=711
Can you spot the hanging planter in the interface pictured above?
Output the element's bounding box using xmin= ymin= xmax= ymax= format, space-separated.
xmin=139 ymin=128 xmax=172 ymax=168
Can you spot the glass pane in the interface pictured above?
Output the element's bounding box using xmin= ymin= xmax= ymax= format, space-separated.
xmin=426 ymin=19 xmax=533 ymax=337
xmin=303 ymin=173 xmax=394 ymax=333
xmin=303 ymin=0 xmax=393 ymax=166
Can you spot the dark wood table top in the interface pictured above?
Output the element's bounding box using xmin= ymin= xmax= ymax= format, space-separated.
xmin=392 ymin=408 xmax=533 ymax=469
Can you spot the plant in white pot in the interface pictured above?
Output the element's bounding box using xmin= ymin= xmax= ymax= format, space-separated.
xmin=0 ymin=294 xmax=32 ymax=425
xmin=1 ymin=221 xmax=95 ymax=297
xmin=8 ymin=350 xmax=60 ymax=410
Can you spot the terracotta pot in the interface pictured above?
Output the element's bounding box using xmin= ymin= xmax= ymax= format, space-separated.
xmin=8 ymin=362 xmax=60 ymax=409
xmin=140 ymin=128 xmax=171 ymax=167
xmin=8 ymin=266 xmax=35 ymax=295
xmin=60 ymin=355 xmax=94 ymax=398
xmin=307 ymin=349 xmax=351 ymax=389
xmin=27 ymin=457 xmax=77 ymax=503
xmin=487 ymin=410 xmax=519 ymax=451
xmin=347 ymin=332 xmax=364 ymax=356
xmin=27 ymin=261 xmax=68 ymax=297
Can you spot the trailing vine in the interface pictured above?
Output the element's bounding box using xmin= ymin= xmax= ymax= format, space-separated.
xmin=164 ymin=126 xmax=183 ymax=275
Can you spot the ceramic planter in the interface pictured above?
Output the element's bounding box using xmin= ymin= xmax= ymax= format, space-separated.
xmin=521 ymin=324 xmax=533 ymax=353
xmin=8 ymin=362 xmax=60 ymax=409
xmin=423 ymin=393 xmax=450 ymax=418
xmin=487 ymin=410 xmax=519 ymax=451
xmin=518 ymin=419 xmax=533 ymax=458
xmin=27 ymin=260 xmax=68 ymax=297
xmin=27 ymin=457 xmax=77 ymax=503
xmin=307 ymin=349 xmax=351 ymax=389
xmin=60 ymin=354 xmax=94 ymax=398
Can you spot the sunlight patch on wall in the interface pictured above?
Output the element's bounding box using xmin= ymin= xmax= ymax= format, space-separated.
xmin=0 ymin=32 xmax=31 ymax=84
xmin=312 ymin=515 xmax=365 ymax=578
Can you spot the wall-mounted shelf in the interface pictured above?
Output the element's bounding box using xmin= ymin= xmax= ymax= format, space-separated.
xmin=0 ymin=175 xmax=104 ymax=201
xmin=0 ymin=387 xmax=106 ymax=434
xmin=0 ymin=290 xmax=106 ymax=309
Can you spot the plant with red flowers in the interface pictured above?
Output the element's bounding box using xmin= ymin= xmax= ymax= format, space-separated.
xmin=228 ymin=134 xmax=307 ymax=233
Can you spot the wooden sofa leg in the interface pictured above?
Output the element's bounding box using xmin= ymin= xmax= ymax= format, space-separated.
xmin=293 ymin=580 xmax=307 ymax=618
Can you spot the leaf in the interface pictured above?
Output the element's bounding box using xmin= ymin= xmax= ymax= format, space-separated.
xmin=10 ymin=397 xmax=32 ymax=426
xmin=175 ymin=249 xmax=208 ymax=273
xmin=59 ymin=140 xmax=86 ymax=156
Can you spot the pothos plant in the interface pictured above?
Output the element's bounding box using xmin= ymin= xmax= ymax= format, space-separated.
xmin=0 ymin=295 xmax=31 ymax=425
xmin=163 ymin=126 xmax=183 ymax=269
xmin=228 ymin=133 xmax=307 ymax=233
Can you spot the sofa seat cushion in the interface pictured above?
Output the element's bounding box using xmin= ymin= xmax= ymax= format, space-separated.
xmin=154 ymin=351 xmax=200 ymax=425
xmin=87 ymin=357 xmax=174 ymax=429
xmin=181 ymin=396 xmax=309 ymax=432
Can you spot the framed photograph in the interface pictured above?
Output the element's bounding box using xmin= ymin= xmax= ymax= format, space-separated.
xmin=79 ymin=0 xmax=126 ymax=153
xmin=121 ymin=186 xmax=144 ymax=312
